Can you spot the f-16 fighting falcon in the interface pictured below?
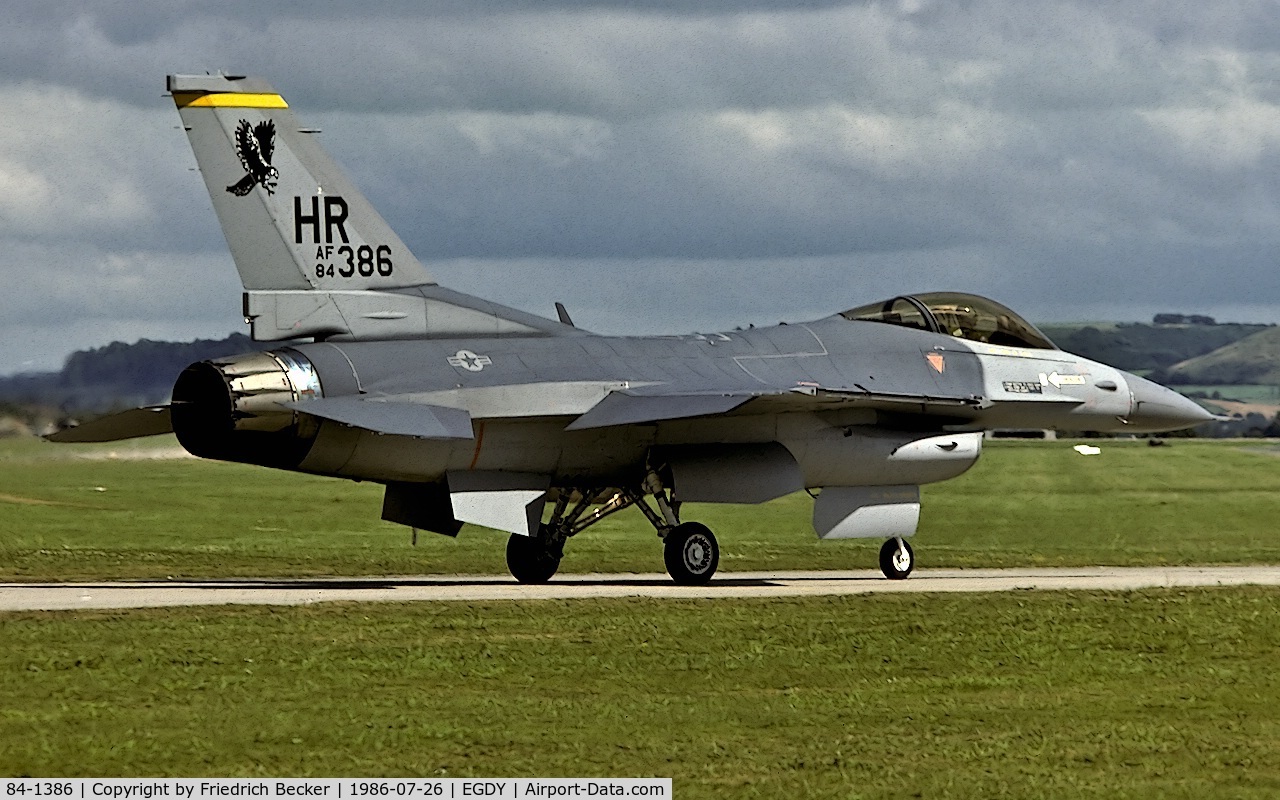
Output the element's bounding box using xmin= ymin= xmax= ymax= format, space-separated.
xmin=49 ymin=74 xmax=1214 ymax=585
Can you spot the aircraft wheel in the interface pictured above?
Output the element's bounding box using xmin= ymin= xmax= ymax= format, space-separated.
xmin=879 ymin=537 xmax=914 ymax=580
xmin=664 ymin=522 xmax=719 ymax=585
xmin=506 ymin=533 xmax=561 ymax=584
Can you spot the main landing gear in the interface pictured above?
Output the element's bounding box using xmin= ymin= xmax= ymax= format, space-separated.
xmin=504 ymin=470 xmax=720 ymax=586
xmin=663 ymin=523 xmax=719 ymax=585
xmin=503 ymin=472 xmax=911 ymax=585
xmin=637 ymin=470 xmax=719 ymax=585
xmin=505 ymin=528 xmax=562 ymax=584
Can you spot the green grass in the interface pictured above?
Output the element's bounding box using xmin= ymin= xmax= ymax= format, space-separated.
xmin=1163 ymin=327 xmax=1280 ymax=385
xmin=4 ymin=589 xmax=1280 ymax=797
xmin=920 ymin=439 xmax=1280 ymax=567
xmin=6 ymin=438 xmax=1280 ymax=793
xmin=3 ymin=438 xmax=1280 ymax=580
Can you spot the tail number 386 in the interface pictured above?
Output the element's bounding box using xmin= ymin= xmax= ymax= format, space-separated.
xmin=315 ymin=244 xmax=393 ymax=279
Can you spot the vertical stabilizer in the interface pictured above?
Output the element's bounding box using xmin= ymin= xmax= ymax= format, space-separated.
xmin=168 ymin=74 xmax=434 ymax=292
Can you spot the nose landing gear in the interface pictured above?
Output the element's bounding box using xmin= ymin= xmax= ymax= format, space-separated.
xmin=879 ymin=537 xmax=914 ymax=580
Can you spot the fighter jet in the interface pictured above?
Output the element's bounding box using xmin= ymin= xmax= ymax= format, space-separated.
xmin=49 ymin=74 xmax=1214 ymax=584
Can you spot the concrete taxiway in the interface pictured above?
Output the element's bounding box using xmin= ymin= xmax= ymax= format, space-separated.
xmin=2 ymin=566 xmax=1280 ymax=611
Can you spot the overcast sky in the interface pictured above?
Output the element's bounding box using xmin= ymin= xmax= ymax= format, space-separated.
xmin=3 ymin=0 xmax=1280 ymax=374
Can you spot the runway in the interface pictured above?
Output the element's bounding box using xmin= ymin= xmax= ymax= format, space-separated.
xmin=3 ymin=566 xmax=1280 ymax=610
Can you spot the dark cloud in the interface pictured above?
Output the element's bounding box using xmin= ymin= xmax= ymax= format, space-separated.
xmin=3 ymin=0 xmax=1280 ymax=373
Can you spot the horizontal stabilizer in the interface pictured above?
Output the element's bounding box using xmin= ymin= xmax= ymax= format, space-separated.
xmin=566 ymin=392 xmax=751 ymax=431
xmin=45 ymin=405 xmax=173 ymax=443
xmin=285 ymin=397 xmax=473 ymax=439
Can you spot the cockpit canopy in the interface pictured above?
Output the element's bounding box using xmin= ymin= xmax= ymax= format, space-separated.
xmin=840 ymin=292 xmax=1057 ymax=350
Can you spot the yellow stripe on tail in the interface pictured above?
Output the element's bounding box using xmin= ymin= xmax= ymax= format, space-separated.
xmin=172 ymin=92 xmax=288 ymax=109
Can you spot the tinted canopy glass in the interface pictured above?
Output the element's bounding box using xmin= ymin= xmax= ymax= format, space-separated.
xmin=840 ymin=292 xmax=1057 ymax=350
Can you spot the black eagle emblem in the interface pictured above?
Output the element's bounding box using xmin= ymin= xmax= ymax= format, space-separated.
xmin=226 ymin=119 xmax=278 ymax=196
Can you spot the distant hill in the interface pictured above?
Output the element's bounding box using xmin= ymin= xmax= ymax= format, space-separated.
xmin=1154 ymin=327 xmax=1280 ymax=385
xmin=1038 ymin=322 xmax=1271 ymax=372
xmin=0 ymin=334 xmax=257 ymax=413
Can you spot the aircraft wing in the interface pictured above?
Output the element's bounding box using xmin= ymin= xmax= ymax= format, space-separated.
xmin=285 ymin=397 xmax=475 ymax=439
xmin=565 ymin=384 xmax=993 ymax=431
xmin=44 ymin=405 xmax=174 ymax=443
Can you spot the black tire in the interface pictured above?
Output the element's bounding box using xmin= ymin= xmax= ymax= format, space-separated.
xmin=664 ymin=522 xmax=719 ymax=585
xmin=879 ymin=537 xmax=914 ymax=580
xmin=506 ymin=533 xmax=561 ymax=584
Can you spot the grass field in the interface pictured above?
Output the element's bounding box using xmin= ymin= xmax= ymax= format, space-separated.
xmin=4 ymin=589 xmax=1280 ymax=797
xmin=2 ymin=437 xmax=1279 ymax=580
xmin=4 ymin=437 xmax=1280 ymax=794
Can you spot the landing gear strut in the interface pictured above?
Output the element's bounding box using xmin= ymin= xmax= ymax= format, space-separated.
xmin=879 ymin=537 xmax=914 ymax=580
xmin=505 ymin=490 xmax=629 ymax=584
xmin=507 ymin=468 xmax=720 ymax=585
xmin=503 ymin=488 xmax=636 ymax=584
xmin=635 ymin=469 xmax=719 ymax=585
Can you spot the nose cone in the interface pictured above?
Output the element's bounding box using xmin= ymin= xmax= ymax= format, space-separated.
xmin=1126 ymin=375 xmax=1215 ymax=432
